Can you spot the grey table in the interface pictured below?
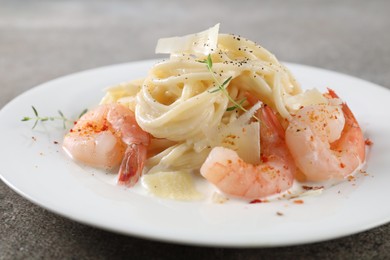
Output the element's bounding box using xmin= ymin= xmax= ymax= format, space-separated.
xmin=1 ymin=0 xmax=389 ymax=259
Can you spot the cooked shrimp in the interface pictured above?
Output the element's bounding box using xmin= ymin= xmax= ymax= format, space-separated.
xmin=200 ymin=105 xmax=296 ymax=199
xmin=285 ymin=89 xmax=365 ymax=181
xmin=63 ymin=103 xmax=150 ymax=186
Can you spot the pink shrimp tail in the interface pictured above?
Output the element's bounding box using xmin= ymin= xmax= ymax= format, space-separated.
xmin=327 ymin=88 xmax=359 ymax=128
xmin=245 ymin=92 xmax=286 ymax=141
xmin=327 ymin=88 xmax=339 ymax=99
xmin=118 ymin=144 xmax=148 ymax=187
xmin=260 ymin=105 xmax=285 ymax=140
xmin=328 ymin=88 xmax=365 ymax=162
xmin=259 ymin=105 xmax=296 ymax=175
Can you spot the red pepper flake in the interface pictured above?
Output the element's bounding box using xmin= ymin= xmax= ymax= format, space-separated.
xmin=250 ymin=199 xmax=263 ymax=204
xmin=365 ymin=139 xmax=373 ymax=146
xmin=293 ymin=200 xmax=304 ymax=204
xmin=340 ymin=162 xmax=345 ymax=168
xmin=276 ymin=211 xmax=284 ymax=216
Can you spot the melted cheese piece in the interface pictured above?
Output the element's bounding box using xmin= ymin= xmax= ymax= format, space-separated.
xmin=143 ymin=171 xmax=203 ymax=200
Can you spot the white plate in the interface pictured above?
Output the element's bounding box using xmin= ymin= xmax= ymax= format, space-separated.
xmin=1 ymin=60 xmax=390 ymax=247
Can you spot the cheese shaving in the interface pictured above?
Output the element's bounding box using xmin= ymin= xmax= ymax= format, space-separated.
xmin=155 ymin=24 xmax=220 ymax=55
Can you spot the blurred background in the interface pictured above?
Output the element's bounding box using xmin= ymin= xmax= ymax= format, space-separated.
xmin=1 ymin=0 xmax=389 ymax=102
xmin=1 ymin=0 xmax=389 ymax=259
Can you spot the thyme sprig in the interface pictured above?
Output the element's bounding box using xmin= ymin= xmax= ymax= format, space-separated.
xmin=21 ymin=106 xmax=88 ymax=129
xmin=198 ymin=54 xmax=248 ymax=112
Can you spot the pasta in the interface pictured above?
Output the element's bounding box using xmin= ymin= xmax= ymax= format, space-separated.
xmin=102 ymin=25 xmax=302 ymax=176
xmin=64 ymin=24 xmax=366 ymax=200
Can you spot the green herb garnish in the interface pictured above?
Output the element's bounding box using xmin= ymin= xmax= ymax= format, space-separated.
xmin=22 ymin=106 xmax=87 ymax=129
xmin=78 ymin=108 xmax=88 ymax=119
xmin=227 ymin=98 xmax=247 ymax=111
xmin=198 ymin=54 xmax=247 ymax=113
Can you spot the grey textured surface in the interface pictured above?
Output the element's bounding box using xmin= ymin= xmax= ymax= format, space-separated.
xmin=1 ymin=0 xmax=389 ymax=259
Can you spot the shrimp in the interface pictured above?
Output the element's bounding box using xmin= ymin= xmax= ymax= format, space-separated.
xmin=285 ymin=89 xmax=365 ymax=181
xmin=63 ymin=103 xmax=150 ymax=186
xmin=200 ymin=105 xmax=296 ymax=199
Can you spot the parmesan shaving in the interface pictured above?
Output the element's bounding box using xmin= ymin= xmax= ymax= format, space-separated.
xmin=207 ymin=102 xmax=261 ymax=164
xmin=155 ymin=24 xmax=220 ymax=55
xmin=285 ymin=88 xmax=327 ymax=112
